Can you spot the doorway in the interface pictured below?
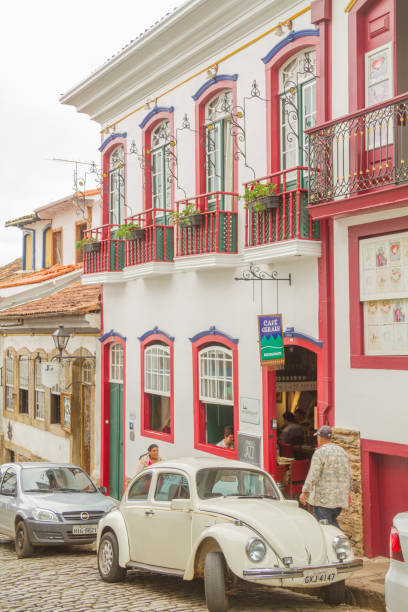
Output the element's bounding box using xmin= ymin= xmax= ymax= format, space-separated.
xmin=263 ymin=340 xmax=319 ymax=487
xmin=108 ymin=343 xmax=124 ymax=499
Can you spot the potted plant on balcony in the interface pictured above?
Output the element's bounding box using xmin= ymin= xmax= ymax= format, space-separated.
xmin=114 ymin=222 xmax=145 ymax=241
xmin=76 ymin=236 xmax=101 ymax=254
xmin=169 ymin=204 xmax=204 ymax=227
xmin=241 ymin=181 xmax=280 ymax=213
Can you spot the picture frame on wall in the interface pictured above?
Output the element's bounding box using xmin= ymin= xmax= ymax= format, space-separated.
xmin=61 ymin=393 xmax=72 ymax=432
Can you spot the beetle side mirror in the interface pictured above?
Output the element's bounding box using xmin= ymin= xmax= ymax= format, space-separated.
xmin=170 ymin=498 xmax=193 ymax=511
xmin=99 ymin=486 xmax=107 ymax=495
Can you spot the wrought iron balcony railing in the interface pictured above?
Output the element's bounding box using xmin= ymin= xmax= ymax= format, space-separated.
xmin=174 ymin=191 xmax=238 ymax=258
xmin=307 ymin=93 xmax=408 ymax=205
xmin=83 ymin=225 xmax=125 ymax=274
xmin=244 ymin=167 xmax=320 ymax=248
xmin=125 ymin=208 xmax=173 ymax=267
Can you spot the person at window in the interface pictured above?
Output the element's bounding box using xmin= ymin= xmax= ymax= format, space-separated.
xmin=216 ymin=426 xmax=234 ymax=449
xmin=280 ymin=411 xmax=304 ymax=446
xmin=136 ymin=444 xmax=162 ymax=475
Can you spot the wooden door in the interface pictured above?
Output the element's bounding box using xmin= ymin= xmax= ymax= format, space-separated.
xmin=109 ymin=382 xmax=123 ymax=499
xmin=81 ymin=384 xmax=91 ymax=475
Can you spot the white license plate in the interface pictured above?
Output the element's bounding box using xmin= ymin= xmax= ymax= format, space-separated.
xmin=303 ymin=568 xmax=337 ymax=585
xmin=72 ymin=525 xmax=98 ymax=535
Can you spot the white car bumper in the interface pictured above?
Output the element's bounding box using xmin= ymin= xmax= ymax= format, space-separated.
xmin=386 ymin=561 xmax=408 ymax=612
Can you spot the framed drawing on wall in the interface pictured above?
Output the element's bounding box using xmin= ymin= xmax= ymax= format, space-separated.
xmin=61 ymin=393 xmax=72 ymax=432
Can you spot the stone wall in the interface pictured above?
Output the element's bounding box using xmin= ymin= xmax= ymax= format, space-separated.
xmin=332 ymin=428 xmax=364 ymax=556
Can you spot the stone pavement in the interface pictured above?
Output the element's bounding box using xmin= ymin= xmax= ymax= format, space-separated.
xmin=0 ymin=535 xmax=375 ymax=612
xmin=345 ymin=556 xmax=388 ymax=612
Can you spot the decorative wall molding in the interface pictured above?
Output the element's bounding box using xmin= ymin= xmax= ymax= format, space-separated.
xmin=99 ymin=329 xmax=127 ymax=343
xmin=138 ymin=326 xmax=175 ymax=342
xmin=192 ymin=74 xmax=238 ymax=101
xmin=262 ymin=29 xmax=320 ymax=64
xmin=189 ymin=325 xmax=239 ymax=344
xmin=139 ymin=106 xmax=174 ymax=129
xmin=99 ymin=132 xmax=127 ymax=152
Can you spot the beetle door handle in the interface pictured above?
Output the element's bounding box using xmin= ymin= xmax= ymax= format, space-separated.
xmin=145 ymin=510 xmax=154 ymax=516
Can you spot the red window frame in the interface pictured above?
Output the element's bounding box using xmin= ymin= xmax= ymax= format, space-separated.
xmin=192 ymin=333 xmax=238 ymax=459
xmin=140 ymin=332 xmax=174 ymax=444
xmin=348 ymin=215 xmax=408 ymax=370
xmin=264 ymin=35 xmax=321 ymax=175
xmin=194 ymin=79 xmax=238 ymax=197
xmin=141 ymin=111 xmax=175 ymax=212
xmin=101 ymin=135 xmax=127 ymax=226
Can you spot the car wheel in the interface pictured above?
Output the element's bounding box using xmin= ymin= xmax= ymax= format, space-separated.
xmin=322 ymin=579 xmax=346 ymax=604
xmin=15 ymin=520 xmax=34 ymax=559
xmin=204 ymin=551 xmax=229 ymax=612
xmin=98 ymin=531 xmax=126 ymax=582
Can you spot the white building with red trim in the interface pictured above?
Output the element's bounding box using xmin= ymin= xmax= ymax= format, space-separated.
xmin=61 ymin=0 xmax=408 ymax=556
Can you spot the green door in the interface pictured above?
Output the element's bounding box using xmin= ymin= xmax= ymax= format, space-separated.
xmin=109 ymin=382 xmax=123 ymax=499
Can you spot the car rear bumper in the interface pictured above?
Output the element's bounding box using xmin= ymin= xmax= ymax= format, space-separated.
xmin=25 ymin=519 xmax=99 ymax=545
xmin=243 ymin=558 xmax=363 ymax=580
xmin=385 ymin=561 xmax=408 ymax=612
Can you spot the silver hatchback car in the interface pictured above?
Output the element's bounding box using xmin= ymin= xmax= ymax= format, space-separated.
xmin=0 ymin=462 xmax=117 ymax=558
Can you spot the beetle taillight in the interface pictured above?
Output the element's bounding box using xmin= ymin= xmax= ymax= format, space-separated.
xmin=390 ymin=527 xmax=404 ymax=562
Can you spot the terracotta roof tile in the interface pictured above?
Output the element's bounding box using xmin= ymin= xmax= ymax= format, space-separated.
xmin=0 ymin=282 xmax=101 ymax=318
xmin=0 ymin=263 xmax=82 ymax=289
xmin=0 ymin=258 xmax=24 ymax=283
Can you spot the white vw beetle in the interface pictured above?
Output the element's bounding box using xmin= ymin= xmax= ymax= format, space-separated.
xmin=96 ymin=457 xmax=362 ymax=611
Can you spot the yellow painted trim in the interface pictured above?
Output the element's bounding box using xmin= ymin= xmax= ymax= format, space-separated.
xmin=345 ymin=0 xmax=358 ymax=12
xmin=101 ymin=5 xmax=312 ymax=133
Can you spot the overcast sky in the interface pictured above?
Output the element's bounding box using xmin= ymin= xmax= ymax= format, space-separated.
xmin=0 ymin=0 xmax=178 ymax=265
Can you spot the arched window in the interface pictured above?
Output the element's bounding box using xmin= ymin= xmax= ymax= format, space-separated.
xmin=195 ymin=343 xmax=236 ymax=452
xmin=110 ymin=343 xmax=124 ymax=383
xmin=5 ymin=353 xmax=15 ymax=412
xmin=143 ymin=343 xmax=171 ymax=435
xmin=279 ymin=49 xmax=316 ymax=171
xmin=151 ymin=121 xmax=171 ymax=211
xmin=18 ymin=357 xmax=29 ymax=414
xmin=108 ymin=146 xmax=125 ymax=224
xmin=204 ymin=90 xmax=234 ymax=209
xmin=34 ymin=359 xmax=45 ymax=420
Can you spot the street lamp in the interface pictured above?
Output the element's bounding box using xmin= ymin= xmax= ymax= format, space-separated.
xmin=52 ymin=325 xmax=70 ymax=359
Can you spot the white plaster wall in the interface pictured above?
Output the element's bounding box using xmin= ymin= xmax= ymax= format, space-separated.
xmin=10 ymin=421 xmax=70 ymax=462
xmin=333 ymin=207 xmax=408 ymax=445
xmin=331 ymin=0 xmax=349 ymax=121
xmin=103 ymin=257 xmax=319 ymax=478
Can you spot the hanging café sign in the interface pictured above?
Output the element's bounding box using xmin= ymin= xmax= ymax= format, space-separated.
xmin=257 ymin=314 xmax=285 ymax=369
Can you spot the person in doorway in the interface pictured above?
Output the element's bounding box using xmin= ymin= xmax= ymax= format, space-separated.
xmin=280 ymin=411 xmax=304 ymax=445
xmin=299 ymin=425 xmax=351 ymax=527
xmin=216 ymin=425 xmax=234 ymax=449
xmin=136 ymin=443 xmax=162 ymax=475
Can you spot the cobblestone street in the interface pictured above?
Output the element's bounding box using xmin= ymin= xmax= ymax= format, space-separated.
xmin=0 ymin=536 xmax=373 ymax=612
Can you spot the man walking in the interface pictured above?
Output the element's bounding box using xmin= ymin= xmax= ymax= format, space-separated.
xmin=299 ymin=425 xmax=351 ymax=527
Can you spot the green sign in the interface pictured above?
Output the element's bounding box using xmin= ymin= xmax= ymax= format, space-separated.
xmin=257 ymin=314 xmax=285 ymax=369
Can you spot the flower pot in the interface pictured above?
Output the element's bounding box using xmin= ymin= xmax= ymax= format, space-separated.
xmin=128 ymin=228 xmax=145 ymax=240
xmin=248 ymin=194 xmax=280 ymax=212
xmin=180 ymin=214 xmax=204 ymax=227
xmin=82 ymin=242 xmax=101 ymax=254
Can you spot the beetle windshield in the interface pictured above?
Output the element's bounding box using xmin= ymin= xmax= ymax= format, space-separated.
xmin=196 ymin=468 xmax=279 ymax=500
xmin=22 ymin=467 xmax=96 ymax=493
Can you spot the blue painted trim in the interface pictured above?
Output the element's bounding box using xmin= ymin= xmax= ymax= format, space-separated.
xmin=22 ymin=229 xmax=35 ymax=271
xmin=189 ymin=326 xmax=239 ymax=344
xmin=99 ymin=132 xmax=127 ymax=153
xmin=139 ymin=106 xmax=174 ymax=129
xmin=99 ymin=329 xmax=127 ymax=343
xmin=138 ymin=326 xmax=175 ymax=343
xmin=261 ymin=29 xmax=320 ymax=64
xmin=283 ymin=327 xmax=323 ymax=348
xmin=192 ymin=74 xmax=238 ymax=101
xmin=41 ymin=224 xmax=51 ymax=269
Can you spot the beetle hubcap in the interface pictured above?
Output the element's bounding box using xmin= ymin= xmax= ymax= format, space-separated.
xmin=100 ymin=540 xmax=113 ymax=575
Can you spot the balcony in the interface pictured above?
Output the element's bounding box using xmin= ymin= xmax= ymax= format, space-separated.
xmin=308 ymin=93 xmax=408 ymax=218
xmin=174 ymin=192 xmax=239 ymax=271
xmin=82 ymin=225 xmax=125 ymax=284
xmin=124 ymin=208 xmax=174 ymax=280
xmin=243 ymin=167 xmax=321 ymax=264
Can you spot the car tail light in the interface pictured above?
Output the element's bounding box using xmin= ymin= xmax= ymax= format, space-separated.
xmin=390 ymin=527 xmax=404 ymax=562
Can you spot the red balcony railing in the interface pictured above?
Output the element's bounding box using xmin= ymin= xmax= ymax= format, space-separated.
xmin=307 ymin=93 xmax=408 ymax=204
xmin=244 ymin=167 xmax=320 ymax=248
xmin=83 ymin=225 xmax=125 ymax=274
xmin=125 ymin=208 xmax=173 ymax=266
xmin=174 ymin=192 xmax=238 ymax=258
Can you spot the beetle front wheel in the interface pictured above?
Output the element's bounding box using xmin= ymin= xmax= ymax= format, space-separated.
xmin=97 ymin=532 xmax=126 ymax=582
xmin=322 ymin=579 xmax=346 ymax=604
xmin=204 ymin=551 xmax=229 ymax=612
